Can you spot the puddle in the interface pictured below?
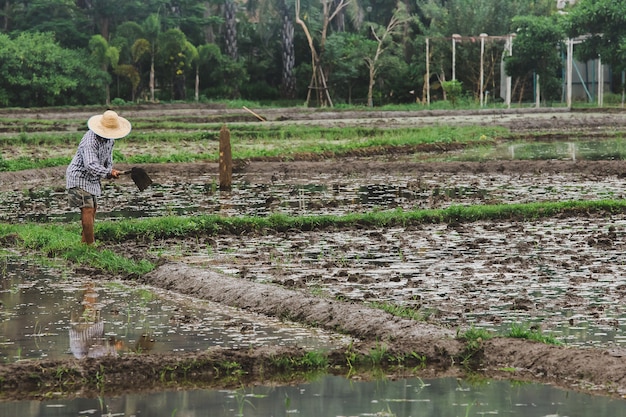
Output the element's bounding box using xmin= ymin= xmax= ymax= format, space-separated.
xmin=2 ymin=375 xmax=625 ymax=416
xmin=0 ymin=259 xmax=350 ymax=363
xmin=433 ymin=138 xmax=626 ymax=162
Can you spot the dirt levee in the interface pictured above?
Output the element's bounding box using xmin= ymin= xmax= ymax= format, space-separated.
xmin=140 ymin=263 xmax=626 ymax=397
xmin=141 ymin=262 xmax=463 ymax=361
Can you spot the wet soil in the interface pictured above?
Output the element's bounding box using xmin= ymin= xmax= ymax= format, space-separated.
xmin=2 ymin=107 xmax=626 ymax=400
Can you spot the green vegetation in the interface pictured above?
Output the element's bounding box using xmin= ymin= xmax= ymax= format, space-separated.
xmin=1 ymin=0 xmax=622 ymax=109
xmin=505 ymin=323 xmax=562 ymax=345
xmin=0 ymin=122 xmax=508 ymax=171
xmin=0 ymin=223 xmax=153 ymax=275
xmin=457 ymin=327 xmax=494 ymax=368
xmin=94 ymin=199 xmax=626 ymax=242
xmin=1 ymin=198 xmax=624 ymax=279
xmin=367 ymin=301 xmax=424 ymax=321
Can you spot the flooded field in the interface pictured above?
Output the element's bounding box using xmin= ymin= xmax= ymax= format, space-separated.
xmin=2 ymin=139 xmax=626 ymax=224
xmin=148 ymin=217 xmax=626 ymax=350
xmin=2 ymin=375 xmax=626 ymax=417
xmin=3 ymin=107 xmax=626 ymax=410
xmin=0 ymin=260 xmax=348 ymax=363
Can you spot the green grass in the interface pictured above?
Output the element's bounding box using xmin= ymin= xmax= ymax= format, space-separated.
xmin=0 ymin=198 xmax=623 ymax=276
xmin=505 ymin=323 xmax=562 ymax=345
xmin=366 ymin=301 xmax=424 ymax=321
xmin=0 ymin=123 xmax=508 ymax=171
xmin=94 ymin=199 xmax=626 ymax=242
xmin=0 ymin=223 xmax=153 ymax=275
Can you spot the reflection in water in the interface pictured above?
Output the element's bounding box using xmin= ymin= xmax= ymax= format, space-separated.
xmin=1 ymin=260 xmax=344 ymax=363
xmin=69 ymin=283 xmax=123 ymax=359
xmin=2 ymin=376 xmax=626 ymax=417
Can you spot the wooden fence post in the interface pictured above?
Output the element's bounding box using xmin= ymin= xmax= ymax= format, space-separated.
xmin=219 ymin=124 xmax=232 ymax=191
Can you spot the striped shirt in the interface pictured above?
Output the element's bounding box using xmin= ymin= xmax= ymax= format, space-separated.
xmin=66 ymin=130 xmax=115 ymax=196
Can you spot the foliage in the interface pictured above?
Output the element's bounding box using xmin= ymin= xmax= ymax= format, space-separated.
xmin=324 ymin=32 xmax=370 ymax=104
xmin=0 ymin=0 xmax=622 ymax=106
xmin=91 ymin=199 xmax=626 ymax=242
xmin=0 ymin=223 xmax=153 ymax=275
xmin=505 ymin=15 xmax=565 ymax=101
xmin=0 ymin=32 xmax=106 ymax=107
xmin=367 ymin=301 xmax=424 ymax=321
xmin=441 ymin=79 xmax=463 ymax=106
xmin=564 ymin=0 xmax=626 ymax=74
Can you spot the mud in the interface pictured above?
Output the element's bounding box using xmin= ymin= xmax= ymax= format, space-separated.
xmin=2 ymin=107 xmax=626 ymax=401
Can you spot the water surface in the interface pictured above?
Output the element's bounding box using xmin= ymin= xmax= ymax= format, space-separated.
xmin=2 ymin=375 xmax=625 ymax=416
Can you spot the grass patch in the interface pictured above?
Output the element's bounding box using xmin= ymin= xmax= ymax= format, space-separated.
xmin=1 ymin=199 xmax=624 ymax=275
xmin=95 ymin=199 xmax=626 ymax=241
xmin=366 ymin=301 xmax=424 ymax=321
xmin=0 ymin=223 xmax=153 ymax=275
xmin=505 ymin=323 xmax=562 ymax=345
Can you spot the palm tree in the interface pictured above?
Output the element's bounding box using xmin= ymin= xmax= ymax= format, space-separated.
xmin=280 ymin=0 xmax=296 ymax=99
xmin=88 ymin=35 xmax=119 ymax=105
xmin=142 ymin=13 xmax=161 ymax=102
xmin=224 ymin=0 xmax=238 ymax=60
xmin=186 ymin=41 xmax=200 ymax=101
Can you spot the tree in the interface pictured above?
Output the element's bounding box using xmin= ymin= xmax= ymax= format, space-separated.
xmin=7 ymin=0 xmax=91 ymax=48
xmin=142 ymin=13 xmax=161 ymax=102
xmin=324 ymin=32 xmax=368 ymax=104
xmin=0 ymin=32 xmax=105 ymax=107
xmin=224 ymin=0 xmax=238 ymax=60
xmin=411 ymin=0 xmax=556 ymax=104
xmin=504 ymin=15 xmax=565 ymax=103
xmin=89 ymin=34 xmax=120 ymax=105
xmin=111 ymin=21 xmax=145 ymax=101
xmin=364 ymin=5 xmax=408 ymax=106
xmin=295 ymin=0 xmax=352 ymax=107
xmin=186 ymin=41 xmax=200 ymax=101
xmin=564 ymin=0 xmax=626 ymax=74
xmin=279 ymin=0 xmax=297 ymax=99
xmin=158 ymin=28 xmax=190 ymax=100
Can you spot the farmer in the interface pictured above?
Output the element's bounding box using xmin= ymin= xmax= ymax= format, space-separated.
xmin=66 ymin=110 xmax=131 ymax=245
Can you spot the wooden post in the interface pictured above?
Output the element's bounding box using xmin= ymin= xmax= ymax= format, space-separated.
xmin=219 ymin=124 xmax=232 ymax=191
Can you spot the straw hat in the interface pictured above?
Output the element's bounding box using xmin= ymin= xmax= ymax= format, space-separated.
xmin=87 ymin=110 xmax=132 ymax=139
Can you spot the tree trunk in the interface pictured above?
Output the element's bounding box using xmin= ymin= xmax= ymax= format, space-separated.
xmin=280 ymin=0 xmax=296 ymax=99
xmin=367 ymin=64 xmax=375 ymax=107
xmin=195 ymin=66 xmax=200 ymax=102
xmin=295 ymin=0 xmax=349 ymax=107
xmin=149 ymin=57 xmax=155 ymax=102
xmin=224 ymin=0 xmax=238 ymax=61
xmin=203 ymin=2 xmax=215 ymax=43
xmin=2 ymin=0 xmax=9 ymax=31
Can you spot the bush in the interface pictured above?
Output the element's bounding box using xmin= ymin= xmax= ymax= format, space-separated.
xmin=441 ymin=80 xmax=463 ymax=107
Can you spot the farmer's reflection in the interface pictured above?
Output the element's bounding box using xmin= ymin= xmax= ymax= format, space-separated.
xmin=69 ymin=282 xmax=123 ymax=359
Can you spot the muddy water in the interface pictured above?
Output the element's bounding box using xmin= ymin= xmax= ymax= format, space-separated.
xmin=3 ymin=375 xmax=626 ymax=416
xmin=0 ymin=259 xmax=349 ymax=362
xmin=156 ymin=216 xmax=626 ymax=349
xmin=3 ymin=164 xmax=626 ymax=225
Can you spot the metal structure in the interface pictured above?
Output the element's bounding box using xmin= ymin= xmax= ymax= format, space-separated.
xmin=425 ymin=32 xmax=612 ymax=108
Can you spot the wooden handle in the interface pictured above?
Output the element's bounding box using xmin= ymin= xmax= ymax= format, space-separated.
xmin=243 ymin=106 xmax=266 ymax=122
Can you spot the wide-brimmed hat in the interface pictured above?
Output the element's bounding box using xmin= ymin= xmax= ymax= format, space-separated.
xmin=87 ymin=110 xmax=132 ymax=139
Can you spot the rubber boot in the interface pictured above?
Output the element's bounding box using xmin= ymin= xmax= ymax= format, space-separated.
xmin=81 ymin=207 xmax=96 ymax=245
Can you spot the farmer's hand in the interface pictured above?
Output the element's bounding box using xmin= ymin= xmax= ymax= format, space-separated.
xmin=108 ymin=169 xmax=121 ymax=179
